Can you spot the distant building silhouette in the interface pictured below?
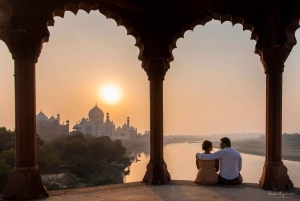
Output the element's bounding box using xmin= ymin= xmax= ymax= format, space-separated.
xmin=36 ymin=111 xmax=69 ymax=140
xmin=114 ymin=117 xmax=138 ymax=139
xmin=72 ymin=104 xmax=137 ymax=139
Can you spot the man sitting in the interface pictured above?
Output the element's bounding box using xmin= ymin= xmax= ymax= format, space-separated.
xmin=196 ymin=137 xmax=243 ymax=184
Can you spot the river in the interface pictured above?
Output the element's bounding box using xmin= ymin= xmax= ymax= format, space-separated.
xmin=124 ymin=142 xmax=300 ymax=187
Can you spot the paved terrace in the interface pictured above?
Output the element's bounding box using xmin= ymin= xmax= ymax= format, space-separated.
xmin=30 ymin=181 xmax=300 ymax=201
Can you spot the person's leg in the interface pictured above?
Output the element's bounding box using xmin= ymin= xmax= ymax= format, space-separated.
xmin=218 ymin=174 xmax=243 ymax=184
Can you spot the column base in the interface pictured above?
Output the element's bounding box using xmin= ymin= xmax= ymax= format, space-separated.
xmin=2 ymin=165 xmax=48 ymax=200
xmin=259 ymin=161 xmax=294 ymax=190
xmin=143 ymin=160 xmax=171 ymax=184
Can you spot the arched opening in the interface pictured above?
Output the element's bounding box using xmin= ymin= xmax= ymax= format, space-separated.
xmin=0 ymin=40 xmax=14 ymax=130
xmin=160 ymin=19 xmax=298 ymax=187
xmin=283 ymin=29 xmax=300 ymax=136
xmin=0 ymin=40 xmax=15 ymax=196
xmin=280 ymin=29 xmax=300 ymax=188
xmin=0 ymin=8 xmax=150 ymax=193
xmin=36 ymin=9 xmax=149 ymax=189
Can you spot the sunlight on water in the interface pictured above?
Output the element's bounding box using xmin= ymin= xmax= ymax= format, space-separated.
xmin=124 ymin=142 xmax=300 ymax=187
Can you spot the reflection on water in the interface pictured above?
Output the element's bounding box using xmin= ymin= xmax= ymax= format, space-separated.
xmin=124 ymin=142 xmax=300 ymax=187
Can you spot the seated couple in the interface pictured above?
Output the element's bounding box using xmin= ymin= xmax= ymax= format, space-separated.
xmin=194 ymin=137 xmax=243 ymax=185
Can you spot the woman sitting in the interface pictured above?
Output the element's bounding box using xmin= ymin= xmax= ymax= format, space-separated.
xmin=194 ymin=140 xmax=219 ymax=184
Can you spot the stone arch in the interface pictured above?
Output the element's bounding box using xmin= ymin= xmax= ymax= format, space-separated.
xmin=168 ymin=12 xmax=261 ymax=63
xmin=44 ymin=3 xmax=144 ymax=60
xmin=0 ymin=1 xmax=14 ymax=32
xmin=284 ymin=2 xmax=300 ymax=51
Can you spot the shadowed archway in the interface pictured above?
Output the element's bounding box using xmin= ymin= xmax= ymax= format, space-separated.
xmin=1 ymin=0 xmax=300 ymax=199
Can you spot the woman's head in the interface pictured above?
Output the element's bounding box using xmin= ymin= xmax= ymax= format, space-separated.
xmin=202 ymin=140 xmax=213 ymax=151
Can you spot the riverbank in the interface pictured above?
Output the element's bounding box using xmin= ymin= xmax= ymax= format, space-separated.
xmin=122 ymin=137 xmax=300 ymax=162
xmin=41 ymin=160 xmax=131 ymax=191
xmin=215 ymin=139 xmax=300 ymax=162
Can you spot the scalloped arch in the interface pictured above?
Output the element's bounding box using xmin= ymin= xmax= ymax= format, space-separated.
xmin=0 ymin=1 xmax=14 ymax=32
xmin=168 ymin=12 xmax=260 ymax=63
xmin=45 ymin=3 xmax=144 ymax=60
xmin=284 ymin=4 xmax=300 ymax=50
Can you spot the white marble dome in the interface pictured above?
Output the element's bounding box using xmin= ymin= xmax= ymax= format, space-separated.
xmin=36 ymin=111 xmax=48 ymax=122
xmin=48 ymin=115 xmax=56 ymax=123
xmin=88 ymin=106 xmax=104 ymax=121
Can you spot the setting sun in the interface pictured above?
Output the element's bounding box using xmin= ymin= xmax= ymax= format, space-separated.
xmin=100 ymin=85 xmax=121 ymax=103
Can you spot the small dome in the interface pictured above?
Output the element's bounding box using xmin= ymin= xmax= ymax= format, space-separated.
xmin=36 ymin=111 xmax=48 ymax=122
xmin=48 ymin=116 xmax=56 ymax=123
xmin=66 ymin=120 xmax=70 ymax=124
xmin=88 ymin=106 xmax=104 ymax=121
xmin=57 ymin=113 xmax=60 ymax=116
xmin=73 ymin=125 xmax=79 ymax=129
xmin=122 ymin=124 xmax=128 ymax=129
xmin=81 ymin=118 xmax=87 ymax=122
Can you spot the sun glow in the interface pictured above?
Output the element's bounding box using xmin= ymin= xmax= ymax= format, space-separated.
xmin=100 ymin=85 xmax=121 ymax=103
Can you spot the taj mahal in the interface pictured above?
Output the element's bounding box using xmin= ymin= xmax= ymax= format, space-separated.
xmin=36 ymin=104 xmax=138 ymax=140
xmin=72 ymin=104 xmax=137 ymax=140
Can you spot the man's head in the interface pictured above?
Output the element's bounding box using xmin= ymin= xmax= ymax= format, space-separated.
xmin=220 ymin=137 xmax=231 ymax=149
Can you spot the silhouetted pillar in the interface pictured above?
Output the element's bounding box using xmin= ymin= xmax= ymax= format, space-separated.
xmin=259 ymin=47 xmax=293 ymax=190
xmin=142 ymin=58 xmax=170 ymax=184
xmin=2 ymin=31 xmax=48 ymax=200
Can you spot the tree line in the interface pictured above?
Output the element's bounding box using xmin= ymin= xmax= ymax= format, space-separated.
xmin=0 ymin=127 xmax=127 ymax=193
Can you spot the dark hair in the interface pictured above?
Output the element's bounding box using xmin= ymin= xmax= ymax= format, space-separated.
xmin=220 ymin=137 xmax=231 ymax=147
xmin=202 ymin=140 xmax=213 ymax=151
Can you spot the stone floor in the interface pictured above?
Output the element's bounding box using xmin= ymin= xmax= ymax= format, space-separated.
xmin=33 ymin=180 xmax=300 ymax=201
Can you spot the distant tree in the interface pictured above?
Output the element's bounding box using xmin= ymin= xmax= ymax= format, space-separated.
xmin=282 ymin=133 xmax=300 ymax=142
xmin=34 ymin=133 xmax=128 ymax=176
xmin=37 ymin=144 xmax=62 ymax=173
xmin=50 ymin=135 xmax=69 ymax=150
xmin=61 ymin=137 xmax=88 ymax=160
xmin=88 ymin=139 xmax=105 ymax=161
xmin=0 ymin=127 xmax=15 ymax=154
xmin=66 ymin=133 xmax=86 ymax=143
xmin=0 ymin=149 xmax=15 ymax=168
xmin=36 ymin=133 xmax=45 ymax=148
xmin=0 ymin=158 xmax=13 ymax=193
xmin=69 ymin=155 xmax=98 ymax=177
xmin=85 ymin=133 xmax=97 ymax=143
xmin=115 ymin=140 xmax=126 ymax=155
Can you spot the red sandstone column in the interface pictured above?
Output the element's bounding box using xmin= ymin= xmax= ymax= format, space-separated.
xmin=259 ymin=47 xmax=293 ymax=190
xmin=142 ymin=58 xmax=171 ymax=184
xmin=2 ymin=31 xmax=48 ymax=200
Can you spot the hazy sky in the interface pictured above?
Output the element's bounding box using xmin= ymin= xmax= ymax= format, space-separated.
xmin=1 ymin=10 xmax=300 ymax=135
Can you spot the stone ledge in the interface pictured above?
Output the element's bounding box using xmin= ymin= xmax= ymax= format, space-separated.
xmin=3 ymin=181 xmax=299 ymax=201
xmin=48 ymin=182 xmax=145 ymax=196
xmin=48 ymin=180 xmax=300 ymax=197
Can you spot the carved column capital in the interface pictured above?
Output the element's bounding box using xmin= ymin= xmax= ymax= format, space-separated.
xmin=142 ymin=58 xmax=170 ymax=81
xmin=0 ymin=30 xmax=43 ymax=63
xmin=260 ymin=46 xmax=290 ymax=74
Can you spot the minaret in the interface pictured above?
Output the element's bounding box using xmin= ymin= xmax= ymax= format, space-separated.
xmin=106 ymin=112 xmax=110 ymax=123
xmin=66 ymin=120 xmax=70 ymax=134
xmin=57 ymin=114 xmax=60 ymax=124
xmin=127 ymin=117 xmax=130 ymax=127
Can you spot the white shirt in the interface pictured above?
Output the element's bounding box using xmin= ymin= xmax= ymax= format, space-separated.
xmin=197 ymin=147 xmax=242 ymax=180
